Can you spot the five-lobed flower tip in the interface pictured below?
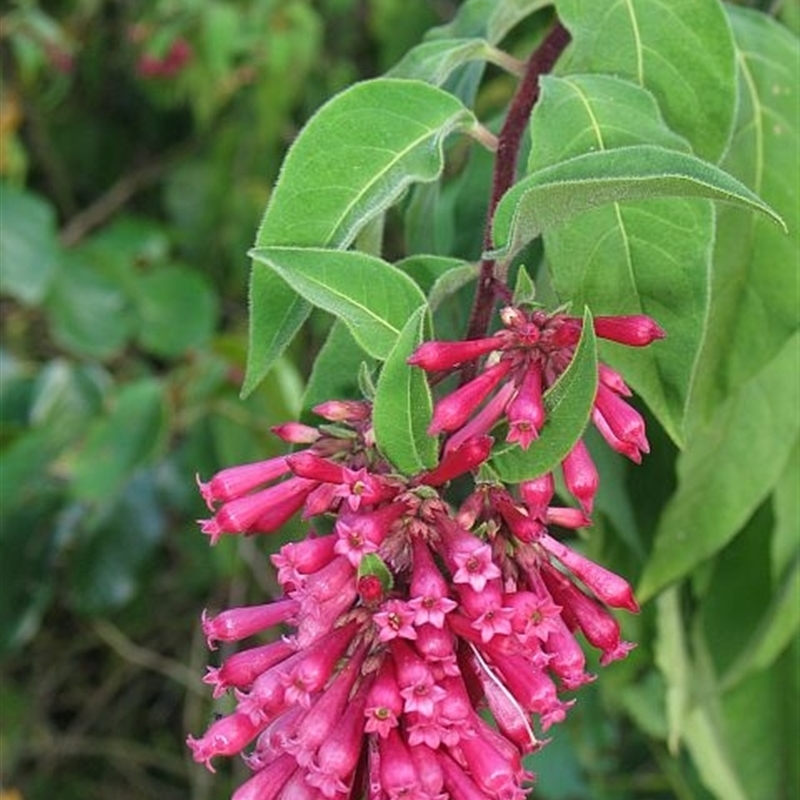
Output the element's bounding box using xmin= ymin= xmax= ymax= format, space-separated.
xmin=187 ymin=304 xmax=662 ymax=800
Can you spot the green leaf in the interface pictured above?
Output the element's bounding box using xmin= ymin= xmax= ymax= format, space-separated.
xmin=718 ymin=652 xmax=799 ymax=800
xmin=491 ymin=145 xmax=785 ymax=261
xmin=244 ymin=78 xmax=476 ymax=393
xmin=241 ymin=268 xmax=310 ymax=398
xmin=721 ymin=555 xmax=799 ymax=691
xmin=69 ymin=471 xmax=167 ymax=613
xmin=132 ymin=265 xmax=218 ymax=358
xmin=428 ymin=0 xmax=553 ymax=45
xmin=491 ymin=307 xmax=597 ymax=482
xmin=526 ymin=74 xmax=711 ymax=445
xmin=772 ymin=437 xmax=800 ymax=580
xmin=29 ymin=360 xmax=107 ymax=442
xmin=427 ymin=261 xmax=480 ymax=312
xmin=249 ymin=247 xmax=427 ymax=360
xmin=396 ymin=254 xmax=467 ymax=294
xmin=638 ymin=331 xmax=800 ymax=601
xmin=373 ymin=306 xmax=438 ymax=475
xmin=556 ymin=0 xmax=737 ymax=161
xmin=45 ymin=253 xmax=136 ymax=360
xmin=388 ymin=38 xmax=517 ymax=86
xmin=0 ymin=498 xmax=59 ymax=652
xmin=72 ymin=379 xmax=167 ymax=502
xmin=255 ymin=78 xmax=476 ymax=249
xmin=0 ymin=184 xmax=60 ymax=305
xmin=654 ymin=588 xmax=691 ymax=753
xmin=301 ymin=320 xmax=376 ymax=417
xmin=687 ymin=8 xmax=799 ymax=421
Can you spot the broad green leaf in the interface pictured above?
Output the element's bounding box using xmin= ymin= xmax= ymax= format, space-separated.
xmin=245 ymin=78 xmax=476 ymax=393
xmin=719 ymin=651 xmax=799 ymax=800
xmin=698 ymin=504 xmax=774 ymax=677
xmin=428 ymin=0 xmax=553 ymax=45
xmin=132 ymin=265 xmax=218 ymax=358
xmin=687 ymin=8 xmax=799 ymax=422
xmin=638 ymin=331 xmax=800 ymax=601
xmin=241 ymin=268 xmax=310 ymax=398
xmin=389 ymin=38 xmax=518 ymax=86
xmin=45 ymin=253 xmax=136 ymax=360
xmin=29 ymin=360 xmax=106 ymax=442
xmin=491 ymin=145 xmax=784 ymax=261
xmin=491 ymin=307 xmax=597 ymax=482
xmin=255 ymin=79 xmax=476 ymax=249
xmin=527 ymin=74 xmax=711 ymax=444
xmin=556 ymin=0 xmax=737 ymax=161
xmin=772 ymin=437 xmax=800 ymax=580
xmin=69 ymin=471 xmax=166 ymax=613
xmin=0 ymin=184 xmax=60 ymax=305
xmin=721 ymin=555 xmax=799 ymax=691
xmin=373 ymin=307 xmax=438 ymax=475
xmin=72 ymin=379 xmax=167 ymax=502
xmin=249 ymin=247 xmax=426 ymax=360
xmin=301 ymin=320 xmax=375 ymax=417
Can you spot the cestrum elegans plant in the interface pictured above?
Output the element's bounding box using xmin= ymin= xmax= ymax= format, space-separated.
xmin=186 ymin=2 xmax=791 ymax=799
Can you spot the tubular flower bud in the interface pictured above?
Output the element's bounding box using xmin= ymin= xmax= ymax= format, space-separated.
xmin=428 ymin=360 xmax=513 ymax=435
xmin=407 ymin=335 xmax=506 ymax=371
xmin=592 ymin=314 xmax=666 ymax=346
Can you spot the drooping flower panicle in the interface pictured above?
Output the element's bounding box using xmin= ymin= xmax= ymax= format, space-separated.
xmin=186 ymin=305 xmax=660 ymax=796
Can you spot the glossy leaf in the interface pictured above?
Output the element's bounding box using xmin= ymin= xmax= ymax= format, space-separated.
xmin=556 ymin=0 xmax=737 ymax=161
xmin=72 ymin=379 xmax=167 ymax=502
xmin=249 ymin=247 xmax=426 ymax=360
xmin=373 ymin=307 xmax=438 ymax=474
xmin=491 ymin=145 xmax=784 ymax=262
xmin=133 ymin=265 xmax=218 ymax=358
xmin=245 ymin=78 xmax=476 ymax=393
xmin=638 ymin=331 xmax=800 ymax=601
xmin=0 ymin=185 xmax=60 ymax=306
xmin=491 ymin=307 xmax=597 ymax=481
xmin=45 ymin=254 xmax=136 ymax=360
xmin=69 ymin=471 xmax=167 ymax=613
xmin=687 ymin=8 xmax=799 ymax=421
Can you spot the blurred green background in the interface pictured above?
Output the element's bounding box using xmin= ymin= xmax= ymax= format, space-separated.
xmin=0 ymin=2 xmax=795 ymax=800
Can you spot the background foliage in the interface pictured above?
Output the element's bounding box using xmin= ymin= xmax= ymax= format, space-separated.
xmin=0 ymin=2 xmax=797 ymax=800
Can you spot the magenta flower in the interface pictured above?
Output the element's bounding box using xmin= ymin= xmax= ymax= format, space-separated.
xmin=188 ymin=390 xmax=642 ymax=798
xmin=408 ymin=305 xmax=665 ymax=513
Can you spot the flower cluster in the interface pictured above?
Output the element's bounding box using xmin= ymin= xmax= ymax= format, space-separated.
xmin=187 ymin=308 xmax=662 ymax=800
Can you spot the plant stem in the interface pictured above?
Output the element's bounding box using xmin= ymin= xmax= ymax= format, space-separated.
xmin=464 ymin=20 xmax=571 ymax=349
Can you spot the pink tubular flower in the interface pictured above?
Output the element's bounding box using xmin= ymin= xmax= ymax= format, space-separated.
xmin=592 ymin=314 xmax=666 ymax=346
xmin=505 ymin=366 xmax=545 ymax=449
xmin=188 ymin=390 xmax=645 ymax=799
xmin=407 ymin=335 xmax=505 ymax=371
xmin=561 ymin=439 xmax=599 ymax=515
xmin=428 ymin=359 xmax=513 ymax=435
xmin=197 ymin=455 xmax=290 ymax=508
xmin=201 ymin=599 xmax=299 ymax=649
xmin=187 ymin=711 xmax=265 ymax=771
xmin=418 ymin=435 xmax=493 ymax=486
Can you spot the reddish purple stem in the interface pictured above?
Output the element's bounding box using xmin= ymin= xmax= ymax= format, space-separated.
xmin=464 ymin=21 xmax=571 ymax=359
